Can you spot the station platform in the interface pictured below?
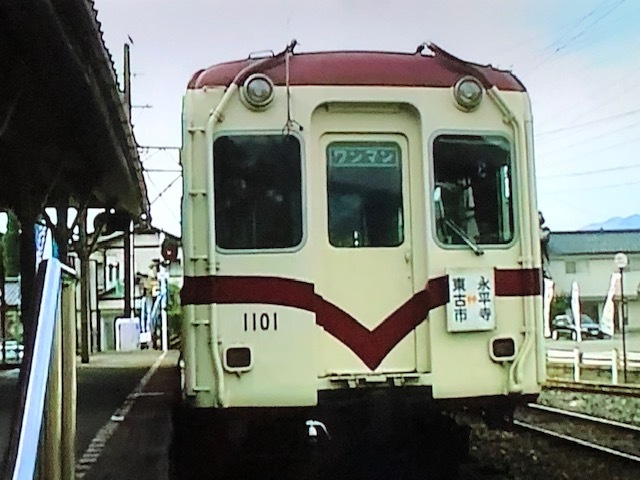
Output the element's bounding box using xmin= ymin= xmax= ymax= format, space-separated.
xmin=73 ymin=349 xmax=181 ymax=480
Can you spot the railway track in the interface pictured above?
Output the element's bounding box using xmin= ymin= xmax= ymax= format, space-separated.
xmin=514 ymin=403 xmax=640 ymax=463
xmin=544 ymin=379 xmax=640 ymax=397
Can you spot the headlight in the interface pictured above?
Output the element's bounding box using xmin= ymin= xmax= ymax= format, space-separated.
xmin=453 ymin=76 xmax=483 ymax=111
xmin=241 ymin=73 xmax=275 ymax=109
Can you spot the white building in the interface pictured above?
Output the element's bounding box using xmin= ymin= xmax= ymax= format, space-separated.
xmin=91 ymin=226 xmax=182 ymax=350
xmin=547 ymin=230 xmax=640 ymax=331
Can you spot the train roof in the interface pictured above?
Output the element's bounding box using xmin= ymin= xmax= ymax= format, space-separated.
xmin=187 ymin=50 xmax=526 ymax=92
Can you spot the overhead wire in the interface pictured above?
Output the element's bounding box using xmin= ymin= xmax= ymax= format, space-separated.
xmin=538 ymin=162 xmax=640 ymax=180
xmin=144 ymin=172 xmax=181 ymax=225
xmin=536 ymin=121 xmax=640 ymax=160
xmin=522 ymin=0 xmax=626 ymax=77
xmin=527 ymin=1 xmax=636 ymax=132
xmin=542 ymin=177 xmax=640 ymax=195
xmin=536 ymin=107 xmax=640 ymax=137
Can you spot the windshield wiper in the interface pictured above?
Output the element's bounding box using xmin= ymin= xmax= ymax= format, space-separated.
xmin=444 ymin=218 xmax=484 ymax=256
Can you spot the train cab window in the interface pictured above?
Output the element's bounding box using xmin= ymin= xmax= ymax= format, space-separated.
xmin=327 ymin=141 xmax=403 ymax=248
xmin=213 ymin=134 xmax=303 ymax=250
xmin=433 ymin=134 xmax=514 ymax=247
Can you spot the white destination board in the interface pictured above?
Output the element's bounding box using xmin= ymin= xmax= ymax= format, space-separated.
xmin=447 ymin=269 xmax=496 ymax=332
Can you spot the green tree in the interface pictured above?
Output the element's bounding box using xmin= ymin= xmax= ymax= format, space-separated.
xmin=167 ymin=282 xmax=182 ymax=337
xmin=550 ymin=294 xmax=570 ymax=319
xmin=2 ymin=211 xmax=20 ymax=278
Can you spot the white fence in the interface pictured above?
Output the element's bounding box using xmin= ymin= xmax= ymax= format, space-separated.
xmin=547 ymin=348 xmax=640 ymax=384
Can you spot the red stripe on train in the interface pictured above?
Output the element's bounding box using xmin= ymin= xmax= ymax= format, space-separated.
xmin=181 ymin=268 xmax=540 ymax=370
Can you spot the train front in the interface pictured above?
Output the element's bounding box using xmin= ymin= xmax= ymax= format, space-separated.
xmin=180 ymin=43 xmax=545 ymax=419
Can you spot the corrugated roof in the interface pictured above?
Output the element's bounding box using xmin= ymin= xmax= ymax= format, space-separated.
xmin=548 ymin=230 xmax=640 ymax=257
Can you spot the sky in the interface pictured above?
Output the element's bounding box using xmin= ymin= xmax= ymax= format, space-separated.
xmin=92 ymin=0 xmax=640 ymax=236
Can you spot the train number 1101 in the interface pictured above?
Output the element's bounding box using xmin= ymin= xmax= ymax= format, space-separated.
xmin=243 ymin=312 xmax=278 ymax=332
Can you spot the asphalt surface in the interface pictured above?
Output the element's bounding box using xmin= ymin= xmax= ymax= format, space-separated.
xmin=0 ymin=350 xmax=177 ymax=478
xmin=75 ymin=351 xmax=169 ymax=459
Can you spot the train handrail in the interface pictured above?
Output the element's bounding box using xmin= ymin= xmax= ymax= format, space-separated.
xmin=197 ymin=40 xmax=298 ymax=407
xmin=430 ymin=42 xmax=539 ymax=393
xmin=1 ymin=259 xmax=77 ymax=480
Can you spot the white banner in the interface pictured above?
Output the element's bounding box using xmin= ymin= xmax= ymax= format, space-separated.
xmin=571 ymin=281 xmax=581 ymax=342
xmin=543 ymin=279 xmax=554 ymax=338
xmin=600 ymin=273 xmax=620 ymax=337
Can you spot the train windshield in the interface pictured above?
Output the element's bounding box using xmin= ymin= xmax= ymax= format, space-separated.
xmin=327 ymin=141 xmax=404 ymax=248
xmin=213 ymin=134 xmax=303 ymax=250
xmin=433 ymin=134 xmax=514 ymax=246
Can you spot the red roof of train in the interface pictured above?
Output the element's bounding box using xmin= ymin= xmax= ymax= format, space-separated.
xmin=187 ymin=51 xmax=525 ymax=91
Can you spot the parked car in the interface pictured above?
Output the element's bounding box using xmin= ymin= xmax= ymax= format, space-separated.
xmin=550 ymin=314 xmax=608 ymax=340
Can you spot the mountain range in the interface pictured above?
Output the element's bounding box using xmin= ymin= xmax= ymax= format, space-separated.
xmin=581 ymin=214 xmax=640 ymax=231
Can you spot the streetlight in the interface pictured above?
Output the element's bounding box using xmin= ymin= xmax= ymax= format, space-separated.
xmin=614 ymin=252 xmax=628 ymax=383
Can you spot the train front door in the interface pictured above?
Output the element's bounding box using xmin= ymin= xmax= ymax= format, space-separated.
xmin=316 ymin=128 xmax=416 ymax=375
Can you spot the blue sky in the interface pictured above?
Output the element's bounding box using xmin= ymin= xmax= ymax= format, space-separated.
xmin=93 ymin=0 xmax=640 ymax=236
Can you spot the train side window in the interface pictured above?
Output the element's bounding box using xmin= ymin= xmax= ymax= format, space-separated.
xmin=327 ymin=141 xmax=403 ymax=248
xmin=213 ymin=134 xmax=303 ymax=250
xmin=433 ymin=134 xmax=514 ymax=246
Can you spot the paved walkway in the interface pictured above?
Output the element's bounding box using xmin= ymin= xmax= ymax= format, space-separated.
xmin=78 ymin=350 xmax=180 ymax=480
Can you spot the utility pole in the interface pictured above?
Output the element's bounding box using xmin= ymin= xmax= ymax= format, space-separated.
xmin=79 ymin=209 xmax=90 ymax=364
xmin=123 ymin=42 xmax=134 ymax=320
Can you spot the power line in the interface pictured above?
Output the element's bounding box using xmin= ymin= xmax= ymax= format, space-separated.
xmin=148 ymin=174 xmax=181 ymax=206
xmin=542 ymin=177 xmax=640 ymax=194
xmin=144 ymin=173 xmax=181 ymax=225
xmin=536 ymin=122 xmax=640 ymax=161
xmin=538 ymin=162 xmax=640 ymax=180
xmin=524 ymin=0 xmax=626 ymax=77
xmin=535 ymin=61 xmax=640 ymax=131
xmin=536 ymin=107 xmax=640 ymax=137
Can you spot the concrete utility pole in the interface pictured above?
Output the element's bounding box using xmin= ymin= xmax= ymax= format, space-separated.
xmin=123 ymin=42 xmax=133 ymax=319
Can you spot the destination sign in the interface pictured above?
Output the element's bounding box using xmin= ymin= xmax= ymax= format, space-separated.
xmin=328 ymin=143 xmax=400 ymax=168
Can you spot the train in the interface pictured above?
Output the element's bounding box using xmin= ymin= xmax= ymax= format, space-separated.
xmin=179 ymin=41 xmax=545 ymax=427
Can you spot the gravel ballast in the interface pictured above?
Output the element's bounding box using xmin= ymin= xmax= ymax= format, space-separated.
xmin=459 ymin=387 xmax=640 ymax=479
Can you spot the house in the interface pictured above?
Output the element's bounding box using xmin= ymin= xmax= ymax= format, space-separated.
xmin=91 ymin=226 xmax=182 ymax=351
xmin=547 ymin=230 xmax=640 ymax=331
xmin=1 ymin=277 xmax=22 ymax=341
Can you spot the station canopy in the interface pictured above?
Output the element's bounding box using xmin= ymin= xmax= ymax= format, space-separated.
xmin=0 ymin=0 xmax=149 ymax=222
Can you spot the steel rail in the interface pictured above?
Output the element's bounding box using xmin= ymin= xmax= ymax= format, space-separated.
xmin=513 ymin=420 xmax=640 ymax=463
xmin=514 ymin=403 xmax=640 ymax=464
xmin=527 ymin=403 xmax=640 ymax=433
xmin=544 ymin=379 xmax=640 ymax=397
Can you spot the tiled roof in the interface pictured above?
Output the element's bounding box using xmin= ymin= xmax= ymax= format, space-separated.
xmin=548 ymin=230 xmax=640 ymax=257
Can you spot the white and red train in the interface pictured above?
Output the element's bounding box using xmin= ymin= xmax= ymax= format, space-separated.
xmin=179 ymin=41 xmax=544 ymax=420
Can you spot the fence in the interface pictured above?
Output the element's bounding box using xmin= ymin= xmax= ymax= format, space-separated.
xmin=547 ymin=348 xmax=640 ymax=384
xmin=1 ymin=259 xmax=78 ymax=480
